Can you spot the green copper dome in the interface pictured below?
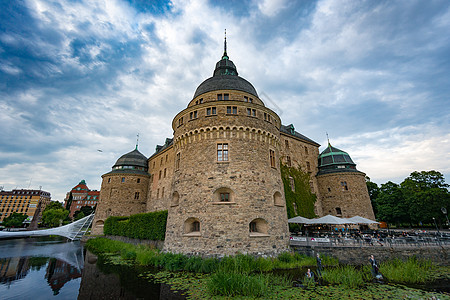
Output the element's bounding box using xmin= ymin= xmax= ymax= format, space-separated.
xmin=317 ymin=143 xmax=360 ymax=175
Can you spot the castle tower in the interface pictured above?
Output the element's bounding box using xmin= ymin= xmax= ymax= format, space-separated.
xmin=91 ymin=148 xmax=150 ymax=235
xmin=316 ymin=142 xmax=375 ymax=219
xmin=163 ymin=39 xmax=290 ymax=256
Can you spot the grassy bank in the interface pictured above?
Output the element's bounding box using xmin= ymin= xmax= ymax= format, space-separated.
xmin=86 ymin=237 xmax=449 ymax=299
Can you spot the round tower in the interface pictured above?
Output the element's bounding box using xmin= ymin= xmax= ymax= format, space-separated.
xmin=163 ymin=40 xmax=289 ymax=256
xmin=316 ymin=142 xmax=375 ymax=219
xmin=91 ymin=148 xmax=150 ymax=235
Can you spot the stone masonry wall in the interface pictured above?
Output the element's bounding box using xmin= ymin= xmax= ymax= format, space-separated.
xmin=279 ymin=134 xmax=323 ymax=216
xmin=147 ymin=146 xmax=175 ymax=212
xmin=316 ymin=171 xmax=375 ymax=219
xmin=91 ymin=172 xmax=149 ymax=235
xmin=163 ymin=90 xmax=290 ymax=256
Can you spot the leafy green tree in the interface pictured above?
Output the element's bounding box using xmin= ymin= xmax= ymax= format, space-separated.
xmin=401 ymin=170 xmax=450 ymax=225
xmin=375 ymin=181 xmax=409 ymax=226
xmin=65 ymin=192 xmax=73 ymax=211
xmin=42 ymin=208 xmax=69 ymax=227
xmin=2 ymin=212 xmax=28 ymax=228
xmin=73 ymin=205 xmax=94 ymax=220
xmin=366 ymin=176 xmax=380 ymax=216
xmin=44 ymin=201 xmax=64 ymax=211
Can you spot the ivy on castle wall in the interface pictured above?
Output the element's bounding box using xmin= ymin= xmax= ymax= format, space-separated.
xmin=280 ymin=163 xmax=317 ymax=219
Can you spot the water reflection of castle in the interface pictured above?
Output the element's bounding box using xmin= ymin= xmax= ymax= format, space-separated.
xmin=0 ymin=257 xmax=30 ymax=284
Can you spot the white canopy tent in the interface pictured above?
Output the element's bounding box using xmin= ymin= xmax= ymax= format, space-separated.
xmin=288 ymin=216 xmax=312 ymax=224
xmin=345 ymin=216 xmax=379 ymax=224
xmin=308 ymin=214 xmax=356 ymax=225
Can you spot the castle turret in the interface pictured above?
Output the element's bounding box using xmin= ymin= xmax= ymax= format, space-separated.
xmin=163 ymin=38 xmax=289 ymax=256
xmin=316 ymin=142 xmax=375 ymax=219
xmin=91 ymin=148 xmax=150 ymax=235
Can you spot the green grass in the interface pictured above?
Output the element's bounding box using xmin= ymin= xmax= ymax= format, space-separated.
xmin=322 ymin=265 xmax=365 ymax=288
xmin=207 ymin=271 xmax=270 ymax=297
xmin=380 ymin=256 xmax=433 ymax=283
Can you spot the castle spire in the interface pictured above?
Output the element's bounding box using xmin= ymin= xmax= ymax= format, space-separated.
xmin=136 ymin=133 xmax=139 ymax=150
xmin=222 ymin=29 xmax=228 ymax=59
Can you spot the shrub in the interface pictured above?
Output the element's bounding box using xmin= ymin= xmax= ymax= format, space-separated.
xmin=103 ymin=210 xmax=168 ymax=240
xmin=322 ymin=266 xmax=365 ymax=288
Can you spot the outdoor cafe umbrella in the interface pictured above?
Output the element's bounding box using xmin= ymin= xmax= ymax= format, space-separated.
xmin=308 ymin=214 xmax=356 ymax=225
xmin=345 ymin=216 xmax=380 ymax=224
xmin=288 ymin=216 xmax=312 ymax=224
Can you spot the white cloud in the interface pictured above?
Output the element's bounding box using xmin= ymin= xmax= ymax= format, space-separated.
xmin=257 ymin=0 xmax=287 ymax=17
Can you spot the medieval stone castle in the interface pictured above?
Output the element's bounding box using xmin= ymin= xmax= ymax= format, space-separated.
xmin=91 ymin=39 xmax=375 ymax=256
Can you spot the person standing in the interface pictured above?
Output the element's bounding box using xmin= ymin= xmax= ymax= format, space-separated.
xmin=316 ymin=253 xmax=323 ymax=276
xmin=369 ymin=255 xmax=379 ymax=277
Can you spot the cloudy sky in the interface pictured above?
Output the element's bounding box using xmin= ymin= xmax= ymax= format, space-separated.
xmin=1 ymin=0 xmax=449 ymax=201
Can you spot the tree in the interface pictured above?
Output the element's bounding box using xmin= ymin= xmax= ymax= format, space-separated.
xmin=374 ymin=181 xmax=409 ymax=225
xmin=44 ymin=201 xmax=64 ymax=211
xmin=401 ymin=171 xmax=450 ymax=225
xmin=42 ymin=208 xmax=69 ymax=227
xmin=2 ymin=212 xmax=28 ymax=228
xmin=73 ymin=205 xmax=94 ymax=220
xmin=65 ymin=192 xmax=73 ymax=211
xmin=366 ymin=176 xmax=380 ymax=216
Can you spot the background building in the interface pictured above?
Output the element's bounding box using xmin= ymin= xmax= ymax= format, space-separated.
xmin=63 ymin=180 xmax=99 ymax=218
xmin=0 ymin=189 xmax=51 ymax=223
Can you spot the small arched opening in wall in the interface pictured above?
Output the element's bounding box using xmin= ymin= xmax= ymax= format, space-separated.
xmin=249 ymin=218 xmax=269 ymax=237
xmin=212 ymin=187 xmax=235 ymax=204
xmin=171 ymin=191 xmax=180 ymax=207
xmin=184 ymin=217 xmax=201 ymax=236
xmin=273 ymin=191 xmax=284 ymax=206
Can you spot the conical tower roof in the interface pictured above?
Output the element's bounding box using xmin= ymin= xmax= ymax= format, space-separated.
xmin=192 ymin=33 xmax=258 ymax=99
xmin=317 ymin=142 xmax=360 ymax=175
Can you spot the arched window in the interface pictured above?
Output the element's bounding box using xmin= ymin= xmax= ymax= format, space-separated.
xmin=171 ymin=192 xmax=180 ymax=207
xmin=249 ymin=218 xmax=269 ymax=237
xmin=184 ymin=217 xmax=201 ymax=236
xmin=273 ymin=191 xmax=284 ymax=206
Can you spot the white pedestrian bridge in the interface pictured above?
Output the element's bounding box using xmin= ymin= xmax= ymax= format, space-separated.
xmin=0 ymin=213 xmax=95 ymax=241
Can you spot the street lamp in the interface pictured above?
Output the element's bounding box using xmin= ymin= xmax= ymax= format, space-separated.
xmin=432 ymin=217 xmax=440 ymax=236
xmin=441 ymin=207 xmax=449 ymax=228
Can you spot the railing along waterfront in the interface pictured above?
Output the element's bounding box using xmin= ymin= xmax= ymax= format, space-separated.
xmin=289 ymin=235 xmax=450 ymax=247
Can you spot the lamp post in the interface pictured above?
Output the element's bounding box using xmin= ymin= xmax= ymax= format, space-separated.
xmin=432 ymin=217 xmax=440 ymax=236
xmin=441 ymin=207 xmax=449 ymax=228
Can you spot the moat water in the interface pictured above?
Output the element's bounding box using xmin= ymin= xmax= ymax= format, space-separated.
xmin=0 ymin=237 xmax=183 ymax=299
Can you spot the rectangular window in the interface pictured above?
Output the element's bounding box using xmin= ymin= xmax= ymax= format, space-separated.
xmin=134 ymin=192 xmax=140 ymax=200
xmin=199 ymin=98 xmax=203 ymax=104
xmin=206 ymin=107 xmax=217 ymax=116
xmin=157 ymin=189 xmax=159 ymax=199
xmin=161 ymin=157 xmax=163 ymax=166
xmin=220 ymin=193 xmax=230 ymax=202
xmin=176 ymin=152 xmax=180 ymax=170
xmin=227 ymin=106 xmax=237 ymax=114
xmin=244 ymin=96 xmax=248 ymax=102
xmin=217 ymin=143 xmax=229 ymax=161
xmin=336 ymin=207 xmax=342 ymax=215
xmin=286 ymin=156 xmax=291 ymax=167
xmin=159 ymin=170 xmax=162 ymax=180
xmin=252 ymin=109 xmax=256 ymax=116
xmin=217 ymin=94 xmax=222 ymax=100
xmin=305 ymin=146 xmax=308 ymax=154
xmin=224 ymin=93 xmax=229 ymax=100
xmin=164 ymin=168 xmax=167 ymax=178
xmin=190 ymin=111 xmax=197 ymax=119
xmin=178 ymin=117 xmax=183 ymax=126
xmin=270 ymin=150 xmax=276 ymax=168
xmin=162 ymin=187 xmax=165 ymax=198
xmin=289 ymin=176 xmax=295 ymax=192
xmin=121 ymin=177 xmax=125 ymax=182
xmin=306 ymin=161 xmax=311 ymax=172
xmin=247 ymin=108 xmax=252 ymax=115
xmin=341 ymin=181 xmax=348 ymax=191
xmin=137 ymin=178 xmax=140 ymax=183
xmin=249 ymin=98 xmax=253 ymax=103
